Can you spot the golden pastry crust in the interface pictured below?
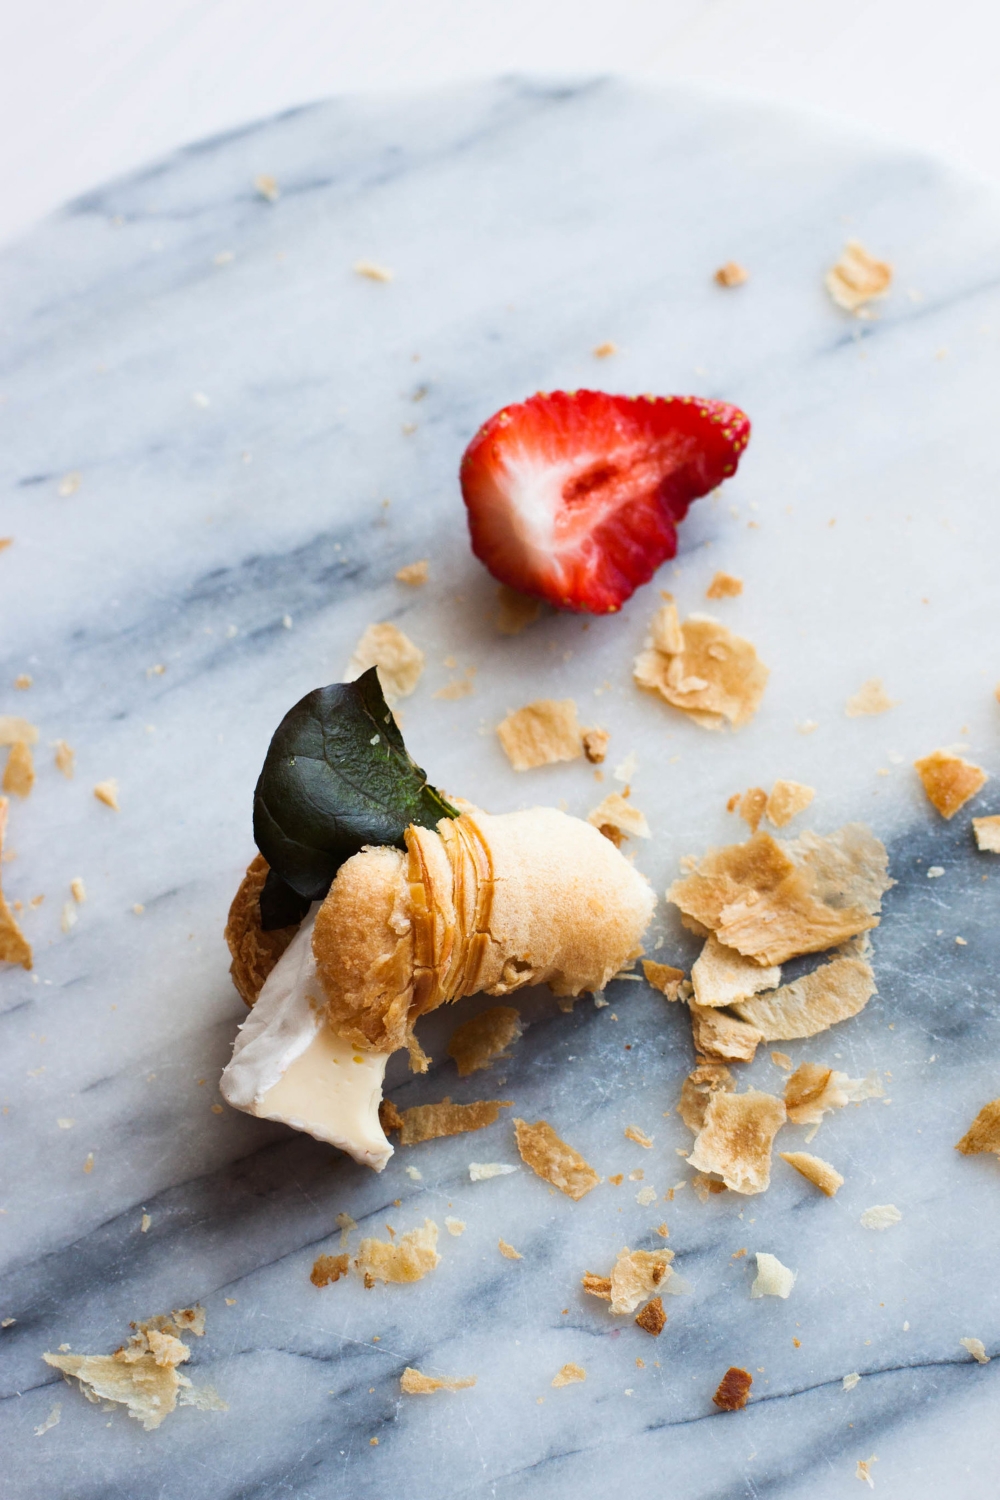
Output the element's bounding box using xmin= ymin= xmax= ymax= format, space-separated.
xmin=313 ymin=806 xmax=655 ymax=1056
xmin=224 ymin=854 xmax=300 ymax=1007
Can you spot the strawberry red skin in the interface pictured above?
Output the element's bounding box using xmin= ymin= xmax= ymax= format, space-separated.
xmin=460 ymin=390 xmax=750 ymax=614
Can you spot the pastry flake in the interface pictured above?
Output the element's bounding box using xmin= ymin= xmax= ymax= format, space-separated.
xmin=392 ymin=1098 xmax=511 ymax=1145
xmin=689 ymin=1001 xmax=764 ymax=1063
xmin=607 ymin=1247 xmax=673 ymax=1315
xmin=310 ymin=1253 xmax=350 ymax=1286
xmin=634 ymin=606 xmax=768 ymax=731
xmin=691 ymin=933 xmax=780 ymax=1009
xmin=551 ymin=1363 xmax=585 ymax=1387
xmin=678 ymin=1062 xmax=735 ymax=1133
xmin=581 ymin=728 xmax=610 ymax=764
xmin=2 ymin=741 xmax=34 ymax=798
xmin=750 ymin=1252 xmax=795 ymax=1299
xmin=714 ymin=263 xmax=748 ymax=288
xmin=732 ymin=939 xmax=876 ymax=1041
xmin=346 ymin=622 xmax=424 ymax=705
xmin=859 ymin=1204 xmax=901 ymax=1230
xmin=0 ymin=799 xmax=31 ymax=970
xmin=713 ymin=1366 xmax=752 ymax=1410
xmin=780 ymin=1150 xmax=843 ymax=1196
xmin=915 ymin=750 xmax=987 ymax=819
xmin=0 ymin=716 xmax=39 ymax=746
xmin=845 ymin=678 xmax=898 ymax=717
xmin=587 ymin=791 xmax=650 ymax=842
xmin=447 ymin=1005 xmax=522 ymax=1076
xmin=498 ymin=1238 xmax=522 ymax=1260
xmin=765 ymin=780 xmax=815 ymax=829
xmin=514 ymin=1117 xmax=600 ymax=1200
xmin=972 ymin=816 xmax=1000 ymax=853
xmin=643 ymin=960 xmax=685 ymax=999
xmin=635 ymin=1297 xmax=666 ymax=1335
xmin=959 ymin=1338 xmax=990 ymax=1365
xmin=395 ymin=560 xmax=428 ymax=586
xmin=706 ymin=570 xmax=743 ymax=598
xmin=687 ymin=1089 xmax=787 ymax=1195
xmin=401 ymin=1367 xmax=476 ymax=1393
xmin=956 ymin=1098 xmax=1000 ymax=1156
xmin=497 ymin=699 xmax=582 ymax=770
xmin=825 ymin=240 xmax=892 ymax=312
xmin=355 ymin=1219 xmax=440 ymax=1283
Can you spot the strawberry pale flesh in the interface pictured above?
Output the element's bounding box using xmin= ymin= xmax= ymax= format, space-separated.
xmin=461 ymin=391 xmax=751 ymax=614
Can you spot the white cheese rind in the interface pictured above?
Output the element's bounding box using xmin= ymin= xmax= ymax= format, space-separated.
xmin=220 ymin=910 xmax=392 ymax=1170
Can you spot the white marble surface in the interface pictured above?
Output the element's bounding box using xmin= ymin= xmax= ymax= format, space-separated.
xmin=2 ymin=78 xmax=999 ymax=1498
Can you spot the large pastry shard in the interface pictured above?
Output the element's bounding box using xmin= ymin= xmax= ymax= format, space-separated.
xmin=312 ymin=806 xmax=654 ymax=1056
xmin=687 ymin=1089 xmax=787 ymax=1195
xmin=731 ymin=938 xmax=875 ymax=1041
xmin=691 ymin=933 xmax=780 ymax=1008
xmin=634 ymin=601 xmax=768 ymax=730
xmin=689 ymin=1002 xmax=763 ymax=1063
xmin=666 ymin=824 xmax=890 ymax=967
xmin=956 ymin=1098 xmax=1000 ymax=1157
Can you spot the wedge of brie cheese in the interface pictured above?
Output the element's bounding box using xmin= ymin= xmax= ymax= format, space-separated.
xmin=220 ymin=911 xmax=393 ymax=1170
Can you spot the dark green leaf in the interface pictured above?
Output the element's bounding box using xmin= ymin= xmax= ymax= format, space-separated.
xmin=253 ymin=667 xmax=458 ymax=905
xmin=259 ymin=867 xmax=312 ymax=931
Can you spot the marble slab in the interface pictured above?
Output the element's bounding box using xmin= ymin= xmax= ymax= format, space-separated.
xmin=2 ymin=77 xmax=999 ymax=1499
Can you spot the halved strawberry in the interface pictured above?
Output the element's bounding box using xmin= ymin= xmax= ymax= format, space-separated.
xmin=460 ymin=390 xmax=750 ymax=613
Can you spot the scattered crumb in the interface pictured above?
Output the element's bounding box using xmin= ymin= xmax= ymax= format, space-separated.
xmin=972 ymin=816 xmax=1000 ymax=853
xmin=582 ymin=728 xmax=610 ymax=765
xmin=14 ymin=675 xmax=32 ymax=691
xmin=846 ymin=679 xmax=898 ymax=717
xmin=706 ymin=571 xmax=743 ymax=599
xmin=771 ymin=1052 xmax=792 ymax=1071
xmin=593 ymin=341 xmax=617 ymax=358
xmin=93 ymin=780 xmax=119 ymax=810
xmin=60 ymin=902 xmax=77 ymax=933
xmin=692 ymin=1172 xmax=727 ymax=1201
xmin=642 ymin=961 xmax=685 ymax=1000
xmin=784 ymin=1061 xmax=882 ymax=1127
xmin=668 ymin=824 xmax=889 ymax=967
xmin=765 ymin=781 xmax=815 ymax=829
xmin=54 ymin=740 xmax=75 ymax=778
xmin=70 ymin=877 xmax=86 ymax=903
xmin=715 ymin=262 xmax=748 ymax=288
xmin=634 ymin=601 xmax=768 ymax=730
xmin=0 ymin=800 xmax=32 ymax=969
xmin=384 ymin=1098 xmax=511 ymax=1145
xmin=43 ymin=1309 xmax=220 ymax=1430
xmin=635 ymin=1297 xmax=666 ymax=1335
xmin=750 ymin=1252 xmax=796 ymax=1299
xmin=140 ymin=1213 xmax=151 ymax=1232
xmin=400 ymin=1367 xmax=476 ymax=1394
xmin=346 ymin=623 xmax=424 ymax=705
xmin=0 ymin=538 xmax=11 ymax=553
xmin=447 ymin=1006 xmax=522 ymax=1076
xmin=444 ymin=1217 xmax=465 ymax=1236
xmin=355 ymin=1220 xmax=440 ymax=1283
xmin=336 ymin=1212 xmax=358 ymax=1246
xmin=497 ymin=699 xmax=582 ymax=770
xmin=780 ymin=1150 xmax=844 ymax=1196
xmin=855 ymin=1456 xmax=878 ymax=1488
xmin=395 ymin=559 xmax=428 ymax=586
xmin=495 ymin=585 xmax=542 ymax=636
xmin=843 ymin=1371 xmax=861 ymax=1390
xmin=689 ymin=1001 xmax=764 ymax=1063
xmin=434 ymin=667 xmax=477 ymax=700
xmin=311 ymin=1253 xmax=350 ymax=1287
xmin=552 ymin=1363 xmax=585 ymax=1388
xmin=678 ymin=1062 xmax=735 ymax=1133
xmin=58 ymin=471 xmax=82 ymax=497
xmin=713 ymin=1366 xmax=752 ymax=1410
xmin=625 ymin=1125 xmax=654 ymax=1149
xmin=692 ymin=933 xmax=780 ymax=1008
xmin=513 ymin=1118 xmax=599 ymax=1200
xmin=354 ymin=259 xmax=393 ymax=282
xmin=915 ymin=749 xmax=987 ymax=819
xmin=588 ymin=791 xmax=650 ymax=842
xmin=860 ymin=1204 xmax=901 ymax=1231
xmin=735 ymin=787 xmax=767 ymax=833
xmin=254 ymin=173 xmax=279 ymax=201
xmin=732 ymin=938 xmax=876 ymax=1040
xmin=927 ymin=866 xmax=945 ymax=878
xmin=825 ymin=240 xmax=892 ymax=312
xmin=468 ymin=1162 xmax=518 ymax=1181
xmin=498 ymin=1238 xmax=522 ymax=1260
xmin=0 ymin=717 xmax=39 ymax=747
xmin=3 ymin=741 xmax=34 ymax=798
xmin=634 ymin=1185 xmax=656 ymax=1206
xmin=687 ymin=1089 xmax=787 ymax=1195
xmin=955 ymin=1098 xmax=1000 ymax=1156
xmin=34 ymin=1402 xmax=61 ymax=1436
xmin=959 ymin=1337 xmax=990 ymax=1365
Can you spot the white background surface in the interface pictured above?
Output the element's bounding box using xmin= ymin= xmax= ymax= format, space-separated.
xmin=4 ymin=0 xmax=1000 ymax=249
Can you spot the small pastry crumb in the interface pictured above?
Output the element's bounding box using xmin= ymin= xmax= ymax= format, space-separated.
xmin=311 ymin=1253 xmax=350 ymax=1287
xmin=0 ymin=800 xmax=32 ymax=969
xmin=514 ymin=1118 xmax=600 ymax=1200
xmin=734 ymin=787 xmax=767 ymax=833
xmin=497 ymin=699 xmax=582 ymax=770
xmin=750 ymin=1252 xmax=796 ymax=1299
xmin=915 ymin=750 xmax=988 ymax=819
xmin=347 ymin=623 xmax=424 ymax=705
xmin=955 ymin=1098 xmax=1000 ymax=1156
xmin=400 ymin=1367 xmax=476 ymax=1393
xmin=679 ymin=1062 xmax=735 ymax=1133
xmin=593 ymin=341 xmax=618 ymax=358
xmin=382 ymin=1098 xmax=511 ymax=1145
xmin=959 ymin=1338 xmax=990 ymax=1365
xmin=765 ymin=780 xmax=815 ymax=828
xmin=635 ymin=1297 xmax=666 ymax=1335
xmin=780 ymin=1150 xmax=844 ymax=1197
xmin=395 ymin=559 xmax=428 ymax=586
xmin=715 ymin=262 xmax=748 ymax=288
xmin=855 ymin=1456 xmax=878 ymax=1488
xmin=582 ymin=728 xmax=610 ymax=764
xmin=625 ymin=1125 xmax=653 ymax=1149
xmin=551 ymin=1363 xmax=585 ymax=1387
xmin=642 ymin=960 xmax=685 ymax=999
xmin=0 ymin=717 xmax=39 ymax=747
xmin=713 ymin=1366 xmax=752 ymax=1410
xmin=353 ymin=259 xmax=393 ymax=282
xmin=355 ymin=1220 xmax=440 ymax=1283
xmin=54 ymin=740 xmax=75 ymax=778
xmin=587 ymin=791 xmax=650 ymax=842
xmin=2 ymin=742 xmax=34 ymax=798
xmin=254 ymin=173 xmax=280 ymax=201
xmin=498 ymin=1238 xmax=522 ymax=1260
xmin=706 ymin=570 xmax=743 ymax=598
xmin=859 ymin=1204 xmax=901 ymax=1231
xmin=972 ymin=815 xmax=1000 ymax=852
xmin=825 ymin=240 xmax=892 ymax=312
xmin=93 ymin=779 xmax=120 ymax=810
xmin=845 ymin=678 xmax=898 ymax=717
